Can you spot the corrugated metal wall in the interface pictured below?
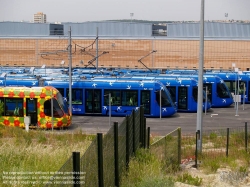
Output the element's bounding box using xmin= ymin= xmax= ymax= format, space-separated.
xmin=0 ymin=22 xmax=50 ymax=36
xmin=62 ymin=22 xmax=152 ymax=37
xmin=0 ymin=21 xmax=249 ymax=38
xmin=167 ymin=22 xmax=250 ymax=38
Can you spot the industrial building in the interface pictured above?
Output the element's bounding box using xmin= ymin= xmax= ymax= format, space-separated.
xmin=0 ymin=21 xmax=249 ymax=70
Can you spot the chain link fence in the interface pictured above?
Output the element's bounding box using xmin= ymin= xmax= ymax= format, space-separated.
xmin=150 ymin=128 xmax=181 ymax=173
xmin=181 ymin=123 xmax=250 ymax=168
xmin=44 ymin=106 xmax=147 ymax=187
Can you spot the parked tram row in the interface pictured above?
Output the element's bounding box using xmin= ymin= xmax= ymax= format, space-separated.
xmin=1 ymin=66 xmax=247 ymax=130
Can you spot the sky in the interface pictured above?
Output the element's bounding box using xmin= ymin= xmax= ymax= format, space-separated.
xmin=0 ymin=0 xmax=249 ymax=23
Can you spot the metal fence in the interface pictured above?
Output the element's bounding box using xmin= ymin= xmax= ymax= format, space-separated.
xmin=150 ymin=128 xmax=181 ymax=173
xmin=181 ymin=123 xmax=250 ymax=168
xmin=45 ymin=106 xmax=148 ymax=187
xmin=197 ymin=123 xmax=250 ymax=160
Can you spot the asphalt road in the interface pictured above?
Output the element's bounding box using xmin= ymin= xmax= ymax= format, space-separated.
xmin=69 ymin=103 xmax=250 ymax=136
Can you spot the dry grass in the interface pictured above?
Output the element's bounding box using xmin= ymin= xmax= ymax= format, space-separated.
xmin=0 ymin=125 xmax=93 ymax=187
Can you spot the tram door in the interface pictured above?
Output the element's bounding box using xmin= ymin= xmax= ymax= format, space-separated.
xmin=203 ymin=84 xmax=212 ymax=103
xmin=26 ymin=98 xmax=38 ymax=125
xmin=178 ymin=87 xmax=187 ymax=110
xmin=85 ymin=89 xmax=102 ymax=114
xmin=141 ymin=90 xmax=150 ymax=114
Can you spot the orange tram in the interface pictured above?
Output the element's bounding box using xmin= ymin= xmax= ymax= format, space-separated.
xmin=0 ymin=86 xmax=71 ymax=129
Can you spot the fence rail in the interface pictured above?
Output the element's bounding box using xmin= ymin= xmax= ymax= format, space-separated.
xmin=45 ymin=106 xmax=149 ymax=187
xmin=190 ymin=123 xmax=250 ymax=168
xmin=150 ymin=128 xmax=181 ymax=173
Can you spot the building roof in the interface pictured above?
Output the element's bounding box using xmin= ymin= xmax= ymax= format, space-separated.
xmin=0 ymin=21 xmax=249 ymax=39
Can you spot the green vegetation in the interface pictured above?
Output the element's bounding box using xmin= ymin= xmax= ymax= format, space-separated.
xmin=0 ymin=125 xmax=93 ymax=187
xmin=1 ymin=124 xmax=249 ymax=187
xmin=121 ymin=149 xmax=175 ymax=187
xmin=176 ymin=172 xmax=202 ymax=186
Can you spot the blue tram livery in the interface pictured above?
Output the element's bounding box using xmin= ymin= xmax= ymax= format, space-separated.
xmin=44 ymin=79 xmax=177 ymax=117
xmin=91 ymin=76 xmax=211 ymax=112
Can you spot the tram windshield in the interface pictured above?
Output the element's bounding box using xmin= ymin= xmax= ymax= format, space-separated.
xmin=56 ymin=92 xmax=69 ymax=114
xmin=217 ymin=83 xmax=231 ymax=98
xmin=155 ymin=89 xmax=172 ymax=107
xmin=193 ymin=87 xmax=210 ymax=102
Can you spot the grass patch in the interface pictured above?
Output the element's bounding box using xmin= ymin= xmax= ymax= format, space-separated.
xmin=0 ymin=125 xmax=93 ymax=187
xmin=176 ymin=172 xmax=203 ymax=186
xmin=121 ymin=149 xmax=175 ymax=187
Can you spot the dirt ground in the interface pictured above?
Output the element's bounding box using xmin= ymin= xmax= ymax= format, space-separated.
xmin=175 ymin=160 xmax=250 ymax=187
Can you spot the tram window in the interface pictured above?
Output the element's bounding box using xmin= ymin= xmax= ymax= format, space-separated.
xmin=166 ymin=86 xmax=176 ymax=103
xmin=44 ymin=99 xmax=64 ymax=118
xmin=224 ymin=81 xmax=232 ymax=92
xmin=203 ymin=84 xmax=212 ymax=103
xmin=178 ymin=87 xmax=187 ymax=109
xmin=141 ymin=90 xmax=150 ymax=114
xmin=56 ymin=92 xmax=68 ymax=114
xmin=156 ymin=90 xmax=171 ymax=107
xmin=239 ymin=82 xmax=245 ymax=95
xmin=217 ymin=83 xmax=230 ymax=98
xmin=104 ymin=90 xmax=121 ymax=106
xmin=248 ymin=81 xmax=250 ymax=101
xmin=122 ymin=90 xmax=138 ymax=106
xmin=66 ymin=89 xmax=83 ymax=105
xmin=5 ymin=98 xmax=23 ymax=117
xmin=56 ymin=88 xmax=64 ymax=97
xmin=193 ymin=87 xmax=198 ymax=102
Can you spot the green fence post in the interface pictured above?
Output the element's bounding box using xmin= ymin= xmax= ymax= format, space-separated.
xmin=114 ymin=122 xmax=119 ymax=187
xmin=126 ymin=116 xmax=130 ymax=170
xmin=245 ymin=122 xmax=248 ymax=152
xmin=178 ymin=128 xmax=181 ymax=165
xmin=147 ymin=127 xmax=150 ymax=149
xmin=139 ymin=106 xmax=143 ymax=147
xmin=226 ymin=128 xmax=229 ymax=157
xmin=97 ymin=133 xmax=104 ymax=187
xmin=143 ymin=117 xmax=146 ymax=149
xmin=132 ymin=110 xmax=136 ymax=154
xmin=72 ymin=152 xmax=80 ymax=187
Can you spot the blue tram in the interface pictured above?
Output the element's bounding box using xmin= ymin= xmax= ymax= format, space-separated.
xmin=44 ymin=79 xmax=177 ymax=117
xmin=161 ymin=74 xmax=233 ymax=108
xmin=205 ymin=72 xmax=250 ymax=104
xmin=0 ymin=78 xmax=39 ymax=87
xmin=91 ymin=76 xmax=211 ymax=112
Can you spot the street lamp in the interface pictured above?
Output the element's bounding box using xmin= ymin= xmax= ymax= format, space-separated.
xmin=234 ymin=67 xmax=240 ymax=116
xmin=225 ymin=13 xmax=228 ymax=21
xmin=130 ymin=13 xmax=134 ymax=23
xmin=61 ymin=60 xmax=65 ymax=67
xmin=30 ymin=67 xmax=35 ymax=76
xmin=104 ymin=93 xmax=111 ymax=126
xmin=41 ymin=64 xmax=46 ymax=76
xmin=232 ymin=63 xmax=236 ymax=108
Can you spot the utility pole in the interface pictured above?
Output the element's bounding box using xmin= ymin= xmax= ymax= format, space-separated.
xmin=96 ymin=27 xmax=98 ymax=72
xmin=68 ymin=26 xmax=72 ymax=115
xmin=196 ymin=0 xmax=205 ymax=152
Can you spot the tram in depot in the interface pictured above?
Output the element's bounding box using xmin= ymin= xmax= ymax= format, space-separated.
xmin=44 ymin=79 xmax=177 ymax=117
xmin=158 ymin=74 xmax=234 ymax=108
xmin=91 ymin=76 xmax=211 ymax=112
xmin=0 ymin=78 xmax=40 ymax=87
xmin=205 ymin=72 xmax=250 ymax=104
xmin=0 ymin=86 xmax=71 ymax=129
